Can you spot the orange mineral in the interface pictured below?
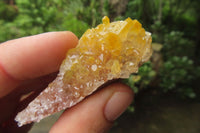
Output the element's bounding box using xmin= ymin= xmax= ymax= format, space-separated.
xmin=15 ymin=16 xmax=152 ymax=126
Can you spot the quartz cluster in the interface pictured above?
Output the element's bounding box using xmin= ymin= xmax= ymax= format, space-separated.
xmin=15 ymin=16 xmax=152 ymax=126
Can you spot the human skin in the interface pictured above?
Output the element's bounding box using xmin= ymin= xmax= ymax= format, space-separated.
xmin=0 ymin=31 xmax=133 ymax=133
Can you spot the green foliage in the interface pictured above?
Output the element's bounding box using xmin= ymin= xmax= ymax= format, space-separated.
xmin=150 ymin=21 xmax=166 ymax=43
xmin=0 ymin=0 xmax=64 ymax=42
xmin=125 ymin=0 xmax=159 ymax=27
xmin=159 ymin=56 xmax=200 ymax=98
xmin=125 ymin=0 xmax=199 ymax=100
xmin=0 ymin=0 xmax=91 ymax=42
xmin=162 ymin=31 xmax=195 ymax=59
xmin=15 ymin=0 xmax=63 ymax=32
xmin=61 ymin=14 xmax=89 ymax=38
xmin=123 ymin=62 xmax=156 ymax=94
xmin=0 ymin=1 xmax=18 ymax=21
xmin=64 ymin=0 xmax=103 ymax=27
xmin=157 ymin=29 xmax=199 ymax=98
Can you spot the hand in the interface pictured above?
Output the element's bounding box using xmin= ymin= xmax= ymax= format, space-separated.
xmin=0 ymin=32 xmax=133 ymax=133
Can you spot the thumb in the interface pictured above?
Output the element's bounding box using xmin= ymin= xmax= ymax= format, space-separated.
xmin=50 ymin=83 xmax=133 ymax=133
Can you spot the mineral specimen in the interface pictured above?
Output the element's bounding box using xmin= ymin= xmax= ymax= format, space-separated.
xmin=15 ymin=16 xmax=152 ymax=126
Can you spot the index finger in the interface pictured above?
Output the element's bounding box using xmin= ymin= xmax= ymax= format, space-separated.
xmin=0 ymin=31 xmax=78 ymax=97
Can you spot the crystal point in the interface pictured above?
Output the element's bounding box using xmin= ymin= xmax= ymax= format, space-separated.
xmin=15 ymin=16 xmax=152 ymax=126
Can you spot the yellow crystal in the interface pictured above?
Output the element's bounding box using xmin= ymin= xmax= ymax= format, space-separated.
xmin=15 ymin=16 xmax=152 ymax=126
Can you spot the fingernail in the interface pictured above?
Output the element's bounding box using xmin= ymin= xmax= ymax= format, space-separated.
xmin=104 ymin=91 xmax=133 ymax=122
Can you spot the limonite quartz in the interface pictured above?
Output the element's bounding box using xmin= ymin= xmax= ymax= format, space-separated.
xmin=15 ymin=16 xmax=152 ymax=126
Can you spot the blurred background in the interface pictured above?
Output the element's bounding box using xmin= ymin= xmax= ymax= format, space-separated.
xmin=0 ymin=0 xmax=200 ymax=132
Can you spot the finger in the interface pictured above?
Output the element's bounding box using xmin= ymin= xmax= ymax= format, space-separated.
xmin=0 ymin=31 xmax=78 ymax=97
xmin=0 ymin=31 xmax=78 ymax=79
xmin=50 ymin=83 xmax=133 ymax=133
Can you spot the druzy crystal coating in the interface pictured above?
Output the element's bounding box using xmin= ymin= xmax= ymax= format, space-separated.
xmin=15 ymin=16 xmax=152 ymax=126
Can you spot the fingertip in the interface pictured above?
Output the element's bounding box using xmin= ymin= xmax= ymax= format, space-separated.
xmin=104 ymin=83 xmax=133 ymax=122
xmin=110 ymin=83 xmax=134 ymax=95
xmin=63 ymin=31 xmax=79 ymax=45
xmin=57 ymin=31 xmax=79 ymax=50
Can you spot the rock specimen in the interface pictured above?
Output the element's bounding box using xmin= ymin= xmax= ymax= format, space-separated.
xmin=15 ymin=16 xmax=152 ymax=127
